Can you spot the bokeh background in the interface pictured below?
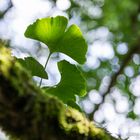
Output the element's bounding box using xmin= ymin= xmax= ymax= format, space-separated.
xmin=0 ymin=0 xmax=140 ymax=139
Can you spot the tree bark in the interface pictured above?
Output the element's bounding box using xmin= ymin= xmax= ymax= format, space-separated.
xmin=0 ymin=46 xmax=118 ymax=140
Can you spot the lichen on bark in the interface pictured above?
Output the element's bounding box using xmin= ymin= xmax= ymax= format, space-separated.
xmin=0 ymin=46 xmax=119 ymax=140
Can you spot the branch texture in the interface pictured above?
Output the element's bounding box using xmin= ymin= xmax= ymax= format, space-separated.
xmin=0 ymin=46 xmax=118 ymax=140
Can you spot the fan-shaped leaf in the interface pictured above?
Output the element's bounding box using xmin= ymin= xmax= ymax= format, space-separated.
xmin=43 ymin=60 xmax=86 ymax=103
xmin=17 ymin=57 xmax=48 ymax=79
xmin=25 ymin=16 xmax=87 ymax=64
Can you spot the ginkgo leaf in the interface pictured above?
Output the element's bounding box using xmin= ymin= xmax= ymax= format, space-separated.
xmin=43 ymin=60 xmax=86 ymax=103
xmin=17 ymin=57 xmax=48 ymax=79
xmin=56 ymin=24 xmax=87 ymax=64
xmin=25 ymin=16 xmax=87 ymax=64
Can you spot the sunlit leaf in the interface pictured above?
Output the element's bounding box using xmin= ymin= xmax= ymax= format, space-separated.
xmin=43 ymin=60 xmax=86 ymax=103
xmin=17 ymin=57 xmax=48 ymax=79
xmin=25 ymin=16 xmax=87 ymax=64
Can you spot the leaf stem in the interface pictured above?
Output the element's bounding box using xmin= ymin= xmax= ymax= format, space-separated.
xmin=39 ymin=52 xmax=51 ymax=87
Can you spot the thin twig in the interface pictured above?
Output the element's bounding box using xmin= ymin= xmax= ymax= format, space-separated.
xmin=90 ymin=44 xmax=140 ymax=119
xmin=0 ymin=0 xmax=13 ymax=19
xmin=89 ymin=3 xmax=140 ymax=120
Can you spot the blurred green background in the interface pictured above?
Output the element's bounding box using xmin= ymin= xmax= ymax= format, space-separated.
xmin=0 ymin=0 xmax=140 ymax=139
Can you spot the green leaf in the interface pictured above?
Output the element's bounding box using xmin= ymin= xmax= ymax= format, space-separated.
xmin=25 ymin=16 xmax=87 ymax=64
xmin=57 ymin=24 xmax=87 ymax=64
xmin=17 ymin=57 xmax=48 ymax=79
xmin=43 ymin=60 xmax=87 ymax=103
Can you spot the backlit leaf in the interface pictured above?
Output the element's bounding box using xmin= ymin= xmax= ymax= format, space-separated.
xmin=17 ymin=57 xmax=48 ymax=79
xmin=43 ymin=60 xmax=86 ymax=103
xmin=25 ymin=16 xmax=87 ymax=64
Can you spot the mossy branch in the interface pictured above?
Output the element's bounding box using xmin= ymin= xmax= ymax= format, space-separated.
xmin=0 ymin=46 xmax=118 ymax=140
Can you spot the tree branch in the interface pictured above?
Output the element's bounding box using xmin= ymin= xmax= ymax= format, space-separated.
xmin=0 ymin=46 xmax=118 ymax=140
xmin=0 ymin=0 xmax=13 ymax=19
xmin=90 ymin=3 xmax=140 ymax=118
xmin=91 ymin=44 xmax=140 ymax=117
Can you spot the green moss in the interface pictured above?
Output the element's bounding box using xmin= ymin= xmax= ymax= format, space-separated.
xmin=60 ymin=107 xmax=90 ymax=134
xmin=0 ymin=47 xmax=13 ymax=77
xmin=0 ymin=46 xmax=118 ymax=140
xmin=59 ymin=107 xmax=118 ymax=140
